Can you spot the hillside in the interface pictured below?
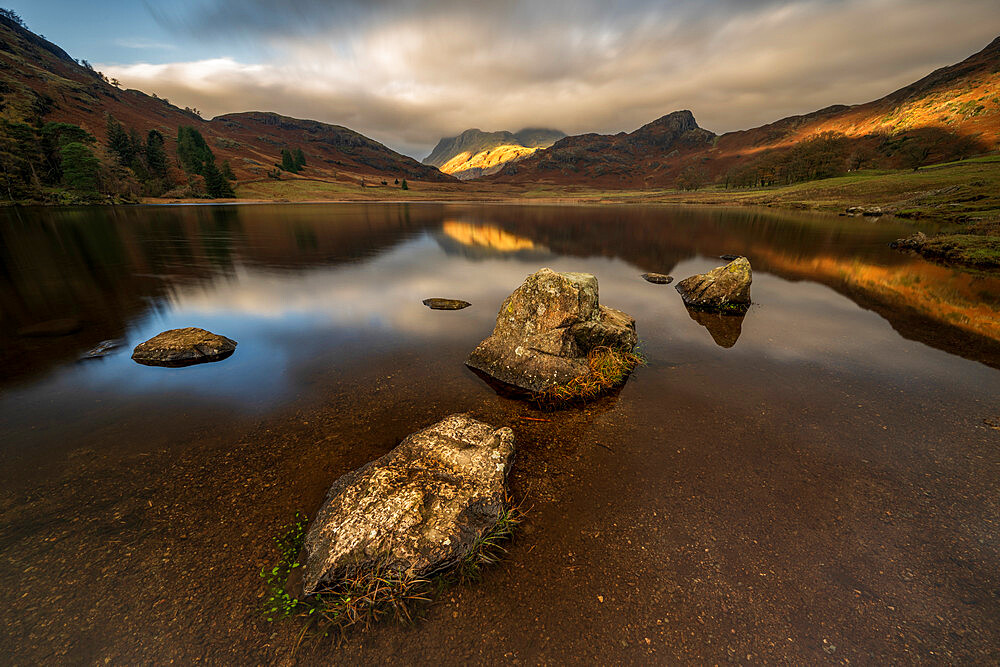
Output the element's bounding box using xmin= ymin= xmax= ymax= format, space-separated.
xmin=492 ymin=36 xmax=1000 ymax=187
xmin=0 ymin=13 xmax=451 ymax=202
xmin=423 ymin=127 xmax=564 ymax=179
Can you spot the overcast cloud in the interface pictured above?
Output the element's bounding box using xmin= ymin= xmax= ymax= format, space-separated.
xmin=98 ymin=0 xmax=1000 ymax=159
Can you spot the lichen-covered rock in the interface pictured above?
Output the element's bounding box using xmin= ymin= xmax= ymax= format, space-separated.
xmin=301 ymin=414 xmax=514 ymax=595
xmin=131 ymin=327 xmax=237 ymax=366
xmin=465 ymin=268 xmax=637 ymax=394
xmin=675 ymin=257 xmax=752 ymax=312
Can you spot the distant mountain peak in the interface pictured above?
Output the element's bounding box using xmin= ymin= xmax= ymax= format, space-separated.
xmin=423 ymin=127 xmax=566 ymax=173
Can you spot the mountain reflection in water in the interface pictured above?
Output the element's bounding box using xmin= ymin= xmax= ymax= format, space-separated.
xmin=2 ymin=203 xmax=997 ymax=395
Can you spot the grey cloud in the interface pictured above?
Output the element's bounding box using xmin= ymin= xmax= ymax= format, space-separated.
xmin=111 ymin=0 xmax=999 ymax=159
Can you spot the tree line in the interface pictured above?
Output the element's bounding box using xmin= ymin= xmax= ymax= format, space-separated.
xmin=0 ymin=115 xmax=238 ymax=202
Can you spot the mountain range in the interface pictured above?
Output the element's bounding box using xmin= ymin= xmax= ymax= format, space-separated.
xmin=1 ymin=9 xmax=998 ymax=199
xmin=422 ymin=128 xmax=565 ymax=180
xmin=489 ymin=37 xmax=1000 ymax=186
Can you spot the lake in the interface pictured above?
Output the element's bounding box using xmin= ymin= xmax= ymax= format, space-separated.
xmin=1 ymin=203 xmax=998 ymax=663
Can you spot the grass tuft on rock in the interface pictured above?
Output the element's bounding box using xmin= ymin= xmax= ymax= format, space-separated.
xmin=261 ymin=496 xmax=525 ymax=645
xmin=532 ymin=345 xmax=644 ymax=408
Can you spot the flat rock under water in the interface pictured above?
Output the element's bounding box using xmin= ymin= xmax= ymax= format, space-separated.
xmin=423 ymin=298 xmax=471 ymax=310
xmin=131 ymin=327 xmax=237 ymax=367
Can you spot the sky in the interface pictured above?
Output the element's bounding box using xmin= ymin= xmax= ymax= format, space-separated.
xmin=11 ymin=0 xmax=1000 ymax=159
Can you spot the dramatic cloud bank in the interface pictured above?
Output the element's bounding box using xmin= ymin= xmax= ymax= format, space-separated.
xmin=100 ymin=0 xmax=1000 ymax=158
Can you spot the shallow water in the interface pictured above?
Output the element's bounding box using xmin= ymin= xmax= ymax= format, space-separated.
xmin=1 ymin=203 xmax=998 ymax=663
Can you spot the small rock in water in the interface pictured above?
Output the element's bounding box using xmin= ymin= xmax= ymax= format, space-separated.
xmin=641 ymin=273 xmax=673 ymax=284
xmin=80 ymin=338 xmax=126 ymax=360
xmin=17 ymin=317 xmax=82 ymax=337
xmin=423 ymin=298 xmax=471 ymax=310
xmin=846 ymin=206 xmax=883 ymax=217
xmin=675 ymin=257 xmax=752 ymax=313
xmin=889 ymin=232 xmax=928 ymax=250
xmin=719 ymin=254 xmax=742 ymax=261
xmin=301 ymin=413 xmax=515 ymax=595
xmin=131 ymin=327 xmax=237 ymax=367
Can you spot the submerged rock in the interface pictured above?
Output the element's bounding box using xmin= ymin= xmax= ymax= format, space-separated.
xmin=301 ymin=414 xmax=515 ymax=595
xmin=675 ymin=257 xmax=752 ymax=313
xmin=131 ymin=327 xmax=237 ymax=367
xmin=17 ymin=318 xmax=82 ymax=337
xmin=641 ymin=272 xmax=673 ymax=284
xmin=686 ymin=308 xmax=745 ymax=349
xmin=80 ymin=338 xmax=126 ymax=360
xmin=465 ymin=268 xmax=637 ymax=395
xmin=423 ymin=298 xmax=471 ymax=310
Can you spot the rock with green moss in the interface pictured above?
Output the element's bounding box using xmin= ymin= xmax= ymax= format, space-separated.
xmin=301 ymin=414 xmax=514 ymax=595
xmin=465 ymin=268 xmax=637 ymax=394
xmin=675 ymin=257 xmax=752 ymax=313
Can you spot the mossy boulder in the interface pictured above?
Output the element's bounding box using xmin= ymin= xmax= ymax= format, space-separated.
xmin=465 ymin=268 xmax=637 ymax=395
xmin=300 ymin=414 xmax=514 ymax=595
xmin=675 ymin=257 xmax=752 ymax=313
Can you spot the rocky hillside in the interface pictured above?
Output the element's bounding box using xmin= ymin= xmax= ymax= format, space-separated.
xmin=423 ymin=127 xmax=564 ymax=179
xmin=0 ymin=13 xmax=450 ymax=201
xmin=492 ymin=36 xmax=1000 ymax=187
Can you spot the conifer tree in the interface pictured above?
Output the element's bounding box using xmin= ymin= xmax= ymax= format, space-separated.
xmin=145 ymin=129 xmax=167 ymax=177
xmin=281 ymin=148 xmax=297 ymax=173
xmin=60 ymin=142 xmax=99 ymax=192
xmin=293 ymin=148 xmax=306 ymax=170
xmin=106 ymin=115 xmax=134 ymax=166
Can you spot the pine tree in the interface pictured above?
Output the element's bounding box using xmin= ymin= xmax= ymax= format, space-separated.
xmin=280 ymin=148 xmax=298 ymax=173
xmin=203 ymin=162 xmax=234 ymax=198
xmin=106 ymin=115 xmax=134 ymax=166
xmin=293 ymin=148 xmax=306 ymax=170
xmin=400 ymin=178 xmax=408 ymax=190
xmin=177 ymin=126 xmax=213 ymax=175
xmin=60 ymin=142 xmax=99 ymax=192
xmin=145 ymin=129 xmax=167 ymax=177
xmin=220 ymin=160 xmax=236 ymax=180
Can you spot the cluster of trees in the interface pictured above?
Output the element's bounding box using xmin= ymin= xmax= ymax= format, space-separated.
xmin=177 ymin=125 xmax=235 ymax=198
xmin=725 ymin=132 xmax=852 ymax=189
xmin=0 ymin=120 xmax=102 ymax=200
xmin=105 ymin=116 xmax=170 ymax=195
xmin=278 ymin=147 xmax=307 ymax=173
xmin=722 ymin=129 xmax=984 ymax=190
xmin=674 ymin=165 xmax=707 ymax=191
xmin=0 ymin=113 xmax=241 ymax=202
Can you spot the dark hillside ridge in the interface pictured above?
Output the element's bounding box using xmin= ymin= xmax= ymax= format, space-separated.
xmin=0 ymin=15 xmax=451 ymax=200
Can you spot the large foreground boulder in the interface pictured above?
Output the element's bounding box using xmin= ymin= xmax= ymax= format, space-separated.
xmin=131 ymin=327 xmax=237 ymax=366
xmin=675 ymin=257 xmax=752 ymax=312
xmin=301 ymin=414 xmax=515 ymax=595
xmin=465 ymin=268 xmax=637 ymax=394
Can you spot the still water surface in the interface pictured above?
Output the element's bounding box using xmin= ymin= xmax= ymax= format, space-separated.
xmin=1 ymin=203 xmax=998 ymax=663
